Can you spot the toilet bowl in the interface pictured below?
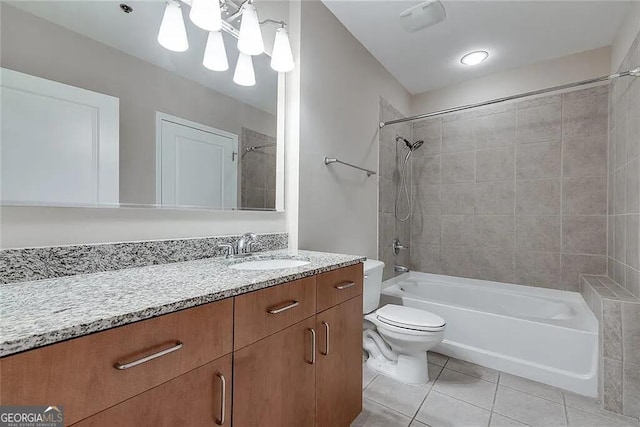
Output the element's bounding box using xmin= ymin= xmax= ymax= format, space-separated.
xmin=363 ymin=260 xmax=445 ymax=384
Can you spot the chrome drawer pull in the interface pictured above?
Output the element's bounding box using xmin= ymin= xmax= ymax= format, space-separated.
xmin=321 ymin=321 xmax=330 ymax=356
xmin=113 ymin=341 xmax=183 ymax=370
xmin=335 ymin=281 xmax=355 ymax=290
xmin=267 ymin=300 xmax=299 ymax=314
xmin=306 ymin=328 xmax=316 ymax=365
xmin=216 ymin=373 xmax=226 ymax=425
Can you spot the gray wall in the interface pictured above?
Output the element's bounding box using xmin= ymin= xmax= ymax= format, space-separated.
xmin=0 ymin=4 xmax=276 ymax=205
xmin=407 ymin=86 xmax=609 ymax=291
xmin=297 ymin=1 xmax=410 ymax=260
xmin=608 ymin=30 xmax=640 ymax=297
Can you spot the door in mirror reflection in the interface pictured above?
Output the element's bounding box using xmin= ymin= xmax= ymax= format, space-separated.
xmin=157 ymin=115 xmax=238 ymax=209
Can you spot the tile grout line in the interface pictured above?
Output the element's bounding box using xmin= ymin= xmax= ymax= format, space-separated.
xmin=487 ymin=372 xmax=501 ymax=426
xmin=562 ymin=390 xmax=570 ymax=426
xmin=409 ymin=359 xmax=447 ymax=425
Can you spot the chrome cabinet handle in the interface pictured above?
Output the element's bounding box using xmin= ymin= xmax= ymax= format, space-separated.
xmin=335 ymin=281 xmax=356 ymax=290
xmin=113 ymin=341 xmax=183 ymax=370
xmin=320 ymin=321 xmax=330 ymax=356
xmin=267 ymin=300 xmax=299 ymax=314
xmin=216 ymin=373 xmax=226 ymax=425
xmin=306 ymin=328 xmax=316 ymax=365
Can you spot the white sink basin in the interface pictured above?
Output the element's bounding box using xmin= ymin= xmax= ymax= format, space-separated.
xmin=230 ymin=259 xmax=310 ymax=271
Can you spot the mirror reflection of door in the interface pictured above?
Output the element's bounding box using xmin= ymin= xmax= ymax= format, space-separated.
xmin=156 ymin=113 xmax=238 ymax=209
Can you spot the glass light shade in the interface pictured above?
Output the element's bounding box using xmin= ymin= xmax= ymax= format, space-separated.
xmin=157 ymin=1 xmax=188 ymax=52
xmin=203 ymin=31 xmax=229 ymax=71
xmin=189 ymin=0 xmax=221 ymax=32
xmin=270 ymin=27 xmax=294 ymax=72
xmin=233 ymin=53 xmax=256 ymax=86
xmin=237 ymin=4 xmax=264 ymax=55
xmin=460 ymin=50 xmax=489 ymax=66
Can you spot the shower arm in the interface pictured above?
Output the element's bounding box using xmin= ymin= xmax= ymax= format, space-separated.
xmin=380 ymin=67 xmax=640 ymax=128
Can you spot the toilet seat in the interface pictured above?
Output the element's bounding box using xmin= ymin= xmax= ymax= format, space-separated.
xmin=376 ymin=304 xmax=446 ymax=332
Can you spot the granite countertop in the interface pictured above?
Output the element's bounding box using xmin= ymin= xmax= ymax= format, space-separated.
xmin=0 ymin=250 xmax=365 ymax=357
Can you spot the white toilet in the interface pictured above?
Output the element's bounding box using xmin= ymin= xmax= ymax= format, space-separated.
xmin=363 ymin=260 xmax=446 ymax=384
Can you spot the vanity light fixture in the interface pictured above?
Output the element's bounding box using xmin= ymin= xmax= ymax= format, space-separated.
xmin=237 ymin=3 xmax=264 ymax=55
xmin=157 ymin=0 xmax=295 ymax=87
xmin=460 ymin=50 xmax=489 ymax=66
xmin=270 ymin=26 xmax=294 ymax=72
xmin=233 ymin=52 xmax=256 ymax=86
xmin=203 ymin=31 xmax=229 ymax=71
xmin=189 ymin=0 xmax=221 ymax=31
xmin=157 ymin=1 xmax=189 ymax=52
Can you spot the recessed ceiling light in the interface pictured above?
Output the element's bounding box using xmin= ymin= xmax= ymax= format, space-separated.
xmin=461 ymin=50 xmax=489 ymax=66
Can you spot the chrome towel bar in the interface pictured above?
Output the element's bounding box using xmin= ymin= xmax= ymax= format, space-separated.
xmin=324 ymin=157 xmax=377 ymax=177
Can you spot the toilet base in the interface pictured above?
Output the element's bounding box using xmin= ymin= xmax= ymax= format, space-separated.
xmin=366 ymin=352 xmax=430 ymax=385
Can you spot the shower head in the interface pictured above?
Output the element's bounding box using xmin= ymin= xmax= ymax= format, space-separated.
xmin=409 ymin=140 xmax=424 ymax=151
xmin=396 ymin=136 xmax=424 ymax=152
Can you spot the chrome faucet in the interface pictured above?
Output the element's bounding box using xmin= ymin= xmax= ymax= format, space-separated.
xmin=237 ymin=232 xmax=258 ymax=254
xmin=218 ymin=232 xmax=260 ymax=258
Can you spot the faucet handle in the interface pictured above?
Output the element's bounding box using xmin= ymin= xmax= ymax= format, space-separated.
xmin=218 ymin=243 xmax=235 ymax=258
xmin=247 ymin=241 xmax=262 ymax=253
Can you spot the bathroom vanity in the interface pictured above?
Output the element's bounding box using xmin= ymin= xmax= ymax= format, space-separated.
xmin=0 ymin=251 xmax=364 ymax=427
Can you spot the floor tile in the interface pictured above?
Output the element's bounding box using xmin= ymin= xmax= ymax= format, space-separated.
xmin=409 ymin=421 xmax=428 ymax=427
xmin=428 ymin=351 xmax=450 ymax=367
xmin=428 ymin=362 xmax=445 ymax=383
xmin=566 ymin=407 xmax=640 ymax=427
xmin=363 ymin=365 xmax=378 ymax=389
xmin=364 ymin=372 xmax=430 ymax=417
xmin=499 ymin=372 xmax=563 ymax=403
xmin=351 ymin=398 xmax=412 ymax=427
xmin=433 ymin=368 xmax=498 ymax=409
xmin=445 ymin=358 xmax=500 ymax=383
xmin=493 ymin=386 xmax=567 ymax=427
xmin=489 ymin=413 xmax=529 ymax=427
xmin=563 ymin=391 xmax=639 ymax=423
xmin=415 ymin=390 xmax=491 ymax=427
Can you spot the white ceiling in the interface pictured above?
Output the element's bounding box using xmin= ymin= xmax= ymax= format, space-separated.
xmin=9 ymin=1 xmax=280 ymax=114
xmin=322 ymin=0 xmax=632 ymax=94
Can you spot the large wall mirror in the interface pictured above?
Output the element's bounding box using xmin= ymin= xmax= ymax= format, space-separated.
xmin=0 ymin=0 xmax=289 ymax=211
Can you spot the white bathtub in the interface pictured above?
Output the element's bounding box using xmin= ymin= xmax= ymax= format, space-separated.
xmin=380 ymin=272 xmax=598 ymax=397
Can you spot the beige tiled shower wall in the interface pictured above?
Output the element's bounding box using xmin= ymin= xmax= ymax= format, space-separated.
xmin=408 ymin=85 xmax=610 ymax=291
xmin=240 ymin=127 xmax=277 ymax=210
xmin=379 ymin=98 xmax=412 ymax=280
xmin=608 ymin=30 xmax=640 ymax=299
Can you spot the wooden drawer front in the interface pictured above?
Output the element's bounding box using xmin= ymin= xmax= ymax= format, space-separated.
xmin=0 ymin=299 xmax=233 ymax=425
xmin=316 ymin=264 xmax=363 ymax=312
xmin=234 ymin=276 xmax=316 ymax=350
xmin=233 ymin=317 xmax=316 ymax=427
xmin=72 ymin=354 xmax=233 ymax=427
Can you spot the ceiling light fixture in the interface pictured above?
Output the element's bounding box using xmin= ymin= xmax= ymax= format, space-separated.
xmin=460 ymin=50 xmax=489 ymax=66
xmin=157 ymin=0 xmax=295 ymax=87
xmin=157 ymin=1 xmax=189 ymax=52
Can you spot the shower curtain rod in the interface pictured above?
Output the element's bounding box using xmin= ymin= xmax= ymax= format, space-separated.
xmin=379 ymin=67 xmax=640 ymax=128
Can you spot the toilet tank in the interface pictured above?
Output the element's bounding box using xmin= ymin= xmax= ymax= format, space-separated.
xmin=363 ymin=260 xmax=385 ymax=314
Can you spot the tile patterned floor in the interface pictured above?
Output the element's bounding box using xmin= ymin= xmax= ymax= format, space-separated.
xmin=353 ymin=352 xmax=640 ymax=427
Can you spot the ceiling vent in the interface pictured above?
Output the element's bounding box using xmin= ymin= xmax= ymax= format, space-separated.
xmin=399 ymin=1 xmax=446 ymax=33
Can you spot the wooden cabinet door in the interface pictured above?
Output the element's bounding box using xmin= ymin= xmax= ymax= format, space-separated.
xmin=233 ymin=316 xmax=316 ymax=427
xmin=316 ymin=296 xmax=363 ymax=427
xmin=73 ymin=354 xmax=232 ymax=426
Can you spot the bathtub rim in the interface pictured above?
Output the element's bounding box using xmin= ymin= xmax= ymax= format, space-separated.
xmin=382 ymin=271 xmax=598 ymax=334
